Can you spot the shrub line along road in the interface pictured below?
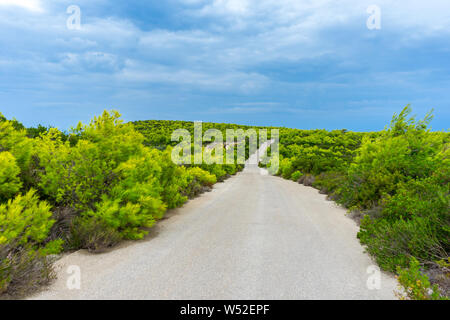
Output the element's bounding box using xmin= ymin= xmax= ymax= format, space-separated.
xmin=31 ymin=142 xmax=397 ymax=300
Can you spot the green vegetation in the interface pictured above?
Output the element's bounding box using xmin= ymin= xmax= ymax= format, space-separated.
xmin=0 ymin=111 xmax=250 ymax=298
xmin=133 ymin=120 xmax=268 ymax=149
xmin=396 ymin=258 xmax=447 ymax=300
xmin=0 ymin=106 xmax=448 ymax=299
xmin=267 ymin=106 xmax=449 ymax=299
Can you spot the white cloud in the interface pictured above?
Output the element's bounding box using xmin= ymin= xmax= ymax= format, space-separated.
xmin=139 ymin=30 xmax=219 ymax=48
xmin=200 ymin=0 xmax=249 ymax=15
xmin=184 ymin=0 xmax=450 ymax=35
xmin=1 ymin=0 xmax=449 ymax=128
xmin=118 ymin=60 xmax=269 ymax=94
xmin=60 ymin=51 xmax=121 ymax=72
xmin=0 ymin=0 xmax=43 ymax=12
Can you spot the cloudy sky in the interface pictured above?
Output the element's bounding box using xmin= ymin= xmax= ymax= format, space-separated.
xmin=0 ymin=0 xmax=449 ymax=131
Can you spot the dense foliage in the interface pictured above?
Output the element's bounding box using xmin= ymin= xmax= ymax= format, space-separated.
xmin=0 ymin=111 xmax=250 ymax=297
xmin=1 ymin=106 xmax=448 ymax=299
xmin=133 ymin=120 xmax=268 ymax=148
xmin=269 ymin=106 xmax=449 ymax=299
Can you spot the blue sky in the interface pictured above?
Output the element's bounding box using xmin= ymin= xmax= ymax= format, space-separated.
xmin=0 ymin=0 xmax=449 ymax=131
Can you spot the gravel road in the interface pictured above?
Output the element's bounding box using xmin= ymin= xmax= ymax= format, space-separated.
xmin=30 ymin=143 xmax=397 ymax=300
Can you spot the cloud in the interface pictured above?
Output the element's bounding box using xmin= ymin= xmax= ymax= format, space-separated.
xmin=118 ymin=60 xmax=270 ymax=94
xmin=60 ymin=51 xmax=122 ymax=73
xmin=198 ymin=0 xmax=250 ymax=16
xmin=183 ymin=0 xmax=450 ymax=38
xmin=0 ymin=0 xmax=43 ymax=12
xmin=0 ymin=0 xmax=449 ymax=130
xmin=139 ymin=30 xmax=220 ymax=48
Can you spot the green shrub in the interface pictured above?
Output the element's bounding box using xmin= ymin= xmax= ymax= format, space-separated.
xmin=359 ymin=215 xmax=445 ymax=272
xmin=0 ymin=185 xmax=60 ymax=299
xmin=222 ymin=163 xmax=240 ymax=176
xmin=36 ymin=112 xmax=173 ymax=241
xmin=155 ymin=149 xmax=189 ymax=209
xmin=358 ymin=177 xmax=449 ymax=272
xmin=34 ymin=111 xmax=230 ymax=244
xmin=181 ymin=167 xmax=217 ymax=198
xmin=343 ymin=106 xmax=445 ymax=210
xmin=37 ymin=111 xmax=147 ymax=210
xmin=0 ymin=152 xmax=22 ymax=202
xmin=187 ymin=167 xmax=217 ymax=187
xmin=202 ymin=164 xmax=228 ymax=181
xmin=69 ymin=217 xmax=122 ymax=253
xmin=278 ymin=128 xmax=363 ymax=176
xmin=312 ymin=171 xmax=347 ymax=197
xmin=396 ymin=258 xmax=447 ymax=300
xmin=290 ymin=171 xmax=302 ymax=182
xmin=280 ymin=158 xmax=294 ymax=179
xmin=74 ymin=110 xmax=145 ymax=165
xmin=37 ymin=130 xmax=105 ymax=209
xmin=83 ymin=150 xmax=168 ymax=240
xmin=83 ymin=195 xmax=164 ymax=241
xmin=0 ymin=117 xmax=34 ymax=173
xmin=0 ymin=190 xmax=55 ymax=246
xmin=381 ymin=178 xmax=449 ymax=224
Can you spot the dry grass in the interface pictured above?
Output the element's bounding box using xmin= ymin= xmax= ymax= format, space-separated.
xmin=0 ymin=244 xmax=55 ymax=299
xmin=427 ymin=264 xmax=450 ymax=298
xmin=69 ymin=218 xmax=122 ymax=253
xmin=298 ymin=174 xmax=316 ymax=186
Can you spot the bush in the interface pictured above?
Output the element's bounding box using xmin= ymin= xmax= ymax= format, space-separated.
xmin=358 ymin=177 xmax=449 ymax=272
xmin=187 ymin=167 xmax=217 ymax=187
xmin=342 ymin=106 xmax=444 ymax=210
xmin=155 ymin=149 xmax=189 ymax=209
xmin=0 ymin=117 xmax=34 ymax=174
xmin=0 ymin=190 xmax=55 ymax=246
xmin=181 ymin=167 xmax=217 ymax=198
xmin=69 ymin=217 xmax=122 ymax=253
xmin=280 ymin=158 xmax=294 ymax=179
xmin=47 ymin=206 xmax=79 ymax=246
xmin=37 ymin=129 xmax=120 ymax=210
xmin=298 ymin=174 xmax=315 ymax=186
xmin=0 ymin=152 xmax=22 ymax=202
xmin=290 ymin=171 xmax=302 ymax=182
xmin=0 ymin=117 xmax=62 ymax=299
xmin=312 ymin=171 xmax=347 ymax=197
xmin=34 ymin=111 xmax=234 ymax=245
xmin=382 ymin=178 xmax=449 ymax=224
xmin=278 ymin=129 xmax=363 ymax=176
xmin=359 ymin=215 xmax=446 ymax=272
xmin=396 ymin=258 xmax=447 ymax=300
xmin=37 ymin=111 xmax=146 ymax=210
xmin=0 ymin=243 xmax=55 ymax=299
xmin=36 ymin=112 xmax=172 ymax=242
xmin=83 ymin=195 xmax=163 ymax=241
